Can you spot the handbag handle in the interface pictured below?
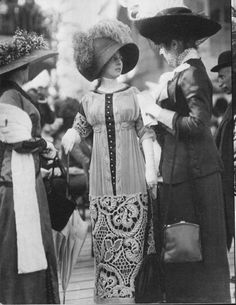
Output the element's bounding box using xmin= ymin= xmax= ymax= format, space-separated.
xmin=66 ymin=153 xmax=70 ymax=198
xmin=49 ymin=154 xmax=71 ymax=198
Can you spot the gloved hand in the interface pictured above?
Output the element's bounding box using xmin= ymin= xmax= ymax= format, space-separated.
xmin=145 ymin=164 xmax=158 ymax=199
xmin=142 ymin=138 xmax=158 ymax=199
xmin=42 ymin=141 xmax=58 ymax=160
xmin=61 ymin=128 xmax=81 ymax=154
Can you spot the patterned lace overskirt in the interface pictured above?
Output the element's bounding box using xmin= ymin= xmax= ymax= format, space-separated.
xmin=90 ymin=193 xmax=149 ymax=303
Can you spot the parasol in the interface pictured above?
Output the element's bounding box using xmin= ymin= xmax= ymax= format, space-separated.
xmin=53 ymin=209 xmax=89 ymax=304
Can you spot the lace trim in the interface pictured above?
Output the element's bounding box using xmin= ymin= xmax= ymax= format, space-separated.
xmin=177 ymin=48 xmax=200 ymax=66
xmin=90 ymin=193 xmax=151 ymax=300
xmin=73 ymin=112 xmax=92 ymax=138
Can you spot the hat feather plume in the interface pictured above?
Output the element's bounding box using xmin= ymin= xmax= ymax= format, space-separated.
xmin=89 ymin=19 xmax=133 ymax=44
xmin=73 ymin=31 xmax=93 ymax=72
xmin=73 ymin=19 xmax=134 ymax=78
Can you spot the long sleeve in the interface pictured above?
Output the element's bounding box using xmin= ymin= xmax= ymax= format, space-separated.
xmin=173 ymin=66 xmax=212 ymax=137
xmin=135 ymin=110 xmax=156 ymax=143
xmin=72 ymin=99 xmax=92 ymax=138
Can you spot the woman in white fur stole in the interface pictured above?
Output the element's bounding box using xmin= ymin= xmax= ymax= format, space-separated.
xmin=0 ymin=30 xmax=60 ymax=304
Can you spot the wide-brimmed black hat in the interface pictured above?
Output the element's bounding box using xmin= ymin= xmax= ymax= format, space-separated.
xmin=211 ymin=50 xmax=231 ymax=72
xmin=135 ymin=7 xmax=221 ymax=44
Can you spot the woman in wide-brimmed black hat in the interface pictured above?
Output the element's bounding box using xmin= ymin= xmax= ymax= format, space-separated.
xmin=0 ymin=29 xmax=60 ymax=304
xmin=61 ymin=19 xmax=157 ymax=303
xmin=135 ymin=6 xmax=231 ymax=303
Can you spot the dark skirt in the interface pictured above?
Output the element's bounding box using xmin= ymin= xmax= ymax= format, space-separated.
xmin=159 ymin=172 xmax=231 ymax=303
xmin=0 ymin=176 xmax=60 ymax=304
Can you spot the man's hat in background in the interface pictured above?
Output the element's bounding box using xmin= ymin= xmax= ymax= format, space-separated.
xmin=211 ymin=50 xmax=231 ymax=72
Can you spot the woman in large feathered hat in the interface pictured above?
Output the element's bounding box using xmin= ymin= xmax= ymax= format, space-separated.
xmin=62 ymin=19 xmax=158 ymax=303
xmin=0 ymin=29 xmax=60 ymax=304
xmin=134 ymin=3 xmax=231 ymax=304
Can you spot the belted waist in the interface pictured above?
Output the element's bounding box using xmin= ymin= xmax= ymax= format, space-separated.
xmin=93 ymin=121 xmax=135 ymax=133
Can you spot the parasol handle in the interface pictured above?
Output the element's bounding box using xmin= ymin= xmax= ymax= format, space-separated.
xmin=66 ymin=153 xmax=70 ymax=198
xmin=63 ymin=291 xmax=66 ymax=304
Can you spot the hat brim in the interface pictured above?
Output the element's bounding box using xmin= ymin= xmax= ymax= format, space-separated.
xmin=135 ymin=14 xmax=221 ymax=44
xmin=93 ymin=42 xmax=139 ymax=81
xmin=0 ymin=49 xmax=58 ymax=76
xmin=211 ymin=62 xmax=231 ymax=72
xmin=119 ymin=43 xmax=139 ymax=74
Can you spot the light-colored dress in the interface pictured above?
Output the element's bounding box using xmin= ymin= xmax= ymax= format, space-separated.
xmin=73 ymin=86 xmax=155 ymax=303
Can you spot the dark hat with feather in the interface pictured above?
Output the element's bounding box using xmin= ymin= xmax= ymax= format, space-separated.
xmin=73 ymin=19 xmax=139 ymax=81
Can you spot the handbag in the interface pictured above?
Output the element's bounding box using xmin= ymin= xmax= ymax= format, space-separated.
xmin=162 ymin=130 xmax=203 ymax=264
xmin=134 ymin=189 xmax=164 ymax=303
xmin=44 ymin=154 xmax=76 ymax=232
xmin=163 ymin=221 xmax=202 ymax=263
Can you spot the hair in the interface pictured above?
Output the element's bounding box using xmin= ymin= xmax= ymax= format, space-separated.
xmin=94 ymin=78 xmax=102 ymax=91
xmin=160 ymin=36 xmax=197 ymax=50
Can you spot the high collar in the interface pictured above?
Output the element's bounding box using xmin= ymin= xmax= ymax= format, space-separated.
xmin=177 ymin=48 xmax=200 ymax=66
xmin=97 ymin=77 xmax=127 ymax=93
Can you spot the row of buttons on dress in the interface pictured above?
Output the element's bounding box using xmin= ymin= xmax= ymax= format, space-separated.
xmin=105 ymin=94 xmax=116 ymax=195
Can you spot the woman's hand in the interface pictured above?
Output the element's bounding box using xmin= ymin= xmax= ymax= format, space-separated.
xmin=40 ymin=168 xmax=50 ymax=179
xmin=48 ymin=167 xmax=62 ymax=178
xmin=145 ymin=165 xmax=158 ymax=199
xmin=42 ymin=142 xmax=57 ymax=159
xmin=61 ymin=128 xmax=81 ymax=154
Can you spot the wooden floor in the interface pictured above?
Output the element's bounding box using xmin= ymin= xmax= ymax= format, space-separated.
xmin=59 ymin=212 xmax=235 ymax=305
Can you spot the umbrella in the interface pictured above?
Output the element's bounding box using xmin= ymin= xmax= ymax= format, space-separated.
xmin=53 ymin=209 xmax=89 ymax=304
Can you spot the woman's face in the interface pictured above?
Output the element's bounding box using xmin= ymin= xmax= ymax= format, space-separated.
xmin=158 ymin=41 xmax=179 ymax=68
xmin=102 ymin=51 xmax=123 ymax=79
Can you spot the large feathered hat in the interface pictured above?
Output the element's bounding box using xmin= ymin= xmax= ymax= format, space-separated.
xmin=135 ymin=6 xmax=221 ymax=44
xmin=0 ymin=29 xmax=58 ymax=77
xmin=73 ymin=19 xmax=139 ymax=81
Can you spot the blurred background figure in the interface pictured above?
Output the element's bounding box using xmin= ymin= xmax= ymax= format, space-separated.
xmin=25 ymin=70 xmax=56 ymax=128
xmin=211 ymin=50 xmax=234 ymax=252
xmin=211 ymin=97 xmax=228 ymax=135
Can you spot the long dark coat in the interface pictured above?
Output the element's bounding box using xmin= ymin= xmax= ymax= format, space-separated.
xmin=155 ymin=58 xmax=231 ymax=303
xmin=214 ymin=103 xmax=234 ymax=250
xmin=0 ymin=82 xmax=60 ymax=304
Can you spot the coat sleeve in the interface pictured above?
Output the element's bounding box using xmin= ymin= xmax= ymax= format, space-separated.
xmin=135 ymin=111 xmax=156 ymax=143
xmin=0 ymin=89 xmax=22 ymax=108
xmin=174 ymin=66 xmax=212 ymax=137
xmin=72 ymin=95 xmax=92 ymax=139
